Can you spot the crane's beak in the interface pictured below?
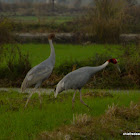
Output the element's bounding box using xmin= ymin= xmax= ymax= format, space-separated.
xmin=116 ymin=64 xmax=121 ymax=73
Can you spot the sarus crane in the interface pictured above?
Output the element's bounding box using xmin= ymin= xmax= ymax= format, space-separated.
xmin=54 ymin=59 xmax=119 ymax=108
xmin=21 ymin=34 xmax=55 ymax=108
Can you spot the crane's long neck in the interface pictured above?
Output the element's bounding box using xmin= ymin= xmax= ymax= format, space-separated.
xmin=96 ymin=61 xmax=109 ymax=71
xmin=49 ymin=39 xmax=55 ymax=65
xmin=90 ymin=61 xmax=109 ymax=75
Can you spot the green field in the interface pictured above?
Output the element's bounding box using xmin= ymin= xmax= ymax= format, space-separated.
xmin=16 ymin=44 xmax=122 ymax=67
xmin=0 ymin=90 xmax=139 ymax=139
xmin=10 ymin=16 xmax=74 ymax=24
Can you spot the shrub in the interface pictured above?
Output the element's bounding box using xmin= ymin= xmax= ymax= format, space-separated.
xmin=124 ymin=4 xmax=140 ymax=33
xmin=0 ymin=45 xmax=31 ymax=86
xmin=74 ymin=0 xmax=139 ymax=43
xmin=120 ymin=43 xmax=140 ymax=87
xmin=75 ymin=0 xmax=127 ymax=43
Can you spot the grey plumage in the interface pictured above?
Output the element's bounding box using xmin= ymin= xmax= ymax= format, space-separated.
xmin=21 ymin=55 xmax=55 ymax=91
xmin=21 ymin=34 xmax=55 ymax=108
xmin=55 ymin=59 xmax=118 ymax=108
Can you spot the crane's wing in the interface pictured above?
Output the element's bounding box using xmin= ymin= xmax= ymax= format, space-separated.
xmin=21 ymin=62 xmax=53 ymax=91
xmin=61 ymin=67 xmax=92 ymax=90
xmin=27 ymin=65 xmax=52 ymax=80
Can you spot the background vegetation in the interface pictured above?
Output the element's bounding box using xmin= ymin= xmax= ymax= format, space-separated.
xmin=0 ymin=43 xmax=140 ymax=89
xmin=0 ymin=0 xmax=139 ymax=36
xmin=74 ymin=0 xmax=140 ymax=43
xmin=0 ymin=1 xmax=140 ymax=89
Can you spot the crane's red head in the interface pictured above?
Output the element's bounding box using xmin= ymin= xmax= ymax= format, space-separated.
xmin=108 ymin=58 xmax=117 ymax=64
xmin=48 ymin=33 xmax=55 ymax=40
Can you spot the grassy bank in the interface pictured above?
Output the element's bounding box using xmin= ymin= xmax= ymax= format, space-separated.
xmin=0 ymin=90 xmax=139 ymax=139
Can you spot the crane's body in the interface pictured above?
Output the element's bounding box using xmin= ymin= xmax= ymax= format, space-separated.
xmin=21 ymin=40 xmax=55 ymax=91
xmin=21 ymin=34 xmax=55 ymax=108
xmin=55 ymin=59 xmax=118 ymax=108
xmin=55 ymin=61 xmax=109 ymax=97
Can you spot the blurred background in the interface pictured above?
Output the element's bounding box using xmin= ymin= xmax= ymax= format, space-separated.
xmin=0 ymin=0 xmax=140 ymax=88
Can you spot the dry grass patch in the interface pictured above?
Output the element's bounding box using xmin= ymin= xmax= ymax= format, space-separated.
xmin=37 ymin=101 xmax=140 ymax=140
xmin=83 ymin=91 xmax=114 ymax=98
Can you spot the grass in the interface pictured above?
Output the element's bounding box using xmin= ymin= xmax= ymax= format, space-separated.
xmin=39 ymin=101 xmax=140 ymax=140
xmin=3 ymin=44 xmax=122 ymax=67
xmin=0 ymin=89 xmax=139 ymax=139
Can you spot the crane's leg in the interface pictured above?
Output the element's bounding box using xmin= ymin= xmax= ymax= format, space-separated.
xmin=79 ymin=89 xmax=90 ymax=108
xmin=35 ymin=82 xmax=42 ymax=108
xmin=24 ymin=82 xmax=42 ymax=108
xmin=24 ymin=92 xmax=34 ymax=108
xmin=72 ymin=91 xmax=76 ymax=109
xmin=38 ymin=90 xmax=42 ymax=109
